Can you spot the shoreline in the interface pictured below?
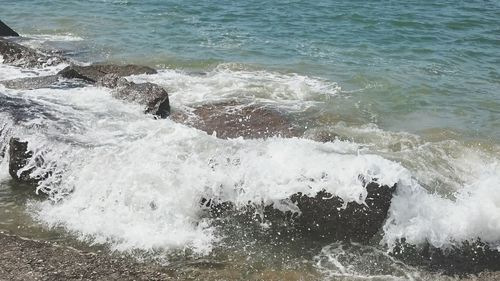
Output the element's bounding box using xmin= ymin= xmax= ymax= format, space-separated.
xmin=0 ymin=231 xmax=321 ymax=281
xmin=2 ymin=19 xmax=500 ymax=280
xmin=0 ymin=231 xmax=175 ymax=281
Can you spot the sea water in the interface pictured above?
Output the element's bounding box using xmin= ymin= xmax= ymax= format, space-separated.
xmin=1 ymin=1 xmax=500 ymax=280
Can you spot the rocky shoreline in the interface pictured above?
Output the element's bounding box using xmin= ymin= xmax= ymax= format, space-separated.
xmin=2 ymin=21 xmax=500 ymax=279
xmin=3 ymin=231 xmax=500 ymax=281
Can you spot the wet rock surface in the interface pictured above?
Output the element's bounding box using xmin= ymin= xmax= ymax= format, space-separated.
xmin=0 ymin=21 xmax=19 ymax=37
xmin=285 ymin=182 xmax=395 ymax=241
xmin=58 ymin=64 xmax=157 ymax=83
xmin=98 ymin=74 xmax=170 ymax=118
xmin=0 ymin=38 xmax=64 ymax=68
xmin=207 ymin=181 xmax=396 ymax=243
xmin=170 ymin=101 xmax=301 ymax=139
xmin=1 ymin=75 xmax=60 ymax=90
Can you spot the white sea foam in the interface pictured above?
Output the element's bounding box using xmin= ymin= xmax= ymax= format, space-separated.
xmin=0 ymin=83 xmax=404 ymax=254
xmin=127 ymin=64 xmax=340 ymax=110
xmin=2 ymin=57 xmax=500 ymax=256
xmin=8 ymin=87 xmax=405 ymax=252
xmin=0 ymin=62 xmax=67 ymax=81
xmin=384 ymin=160 xmax=500 ymax=250
xmin=23 ymin=34 xmax=84 ymax=42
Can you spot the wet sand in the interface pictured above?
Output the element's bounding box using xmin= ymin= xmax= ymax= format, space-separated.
xmin=0 ymin=231 xmax=320 ymax=281
xmin=0 ymin=231 xmax=175 ymax=281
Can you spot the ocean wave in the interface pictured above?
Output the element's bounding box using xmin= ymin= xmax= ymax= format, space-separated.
xmin=127 ymin=64 xmax=341 ymax=110
xmin=1 ymin=50 xmax=500 ymax=260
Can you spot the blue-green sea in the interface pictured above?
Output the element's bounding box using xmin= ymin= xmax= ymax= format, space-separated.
xmin=3 ymin=0 xmax=500 ymax=140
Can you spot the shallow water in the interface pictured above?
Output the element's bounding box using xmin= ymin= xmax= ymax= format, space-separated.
xmin=1 ymin=1 xmax=500 ymax=280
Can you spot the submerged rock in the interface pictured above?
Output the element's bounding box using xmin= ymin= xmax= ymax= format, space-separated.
xmin=58 ymin=64 xmax=157 ymax=83
xmin=98 ymin=74 xmax=170 ymax=118
xmin=0 ymin=38 xmax=64 ymax=67
xmin=170 ymin=101 xmax=301 ymax=139
xmin=206 ymin=181 xmax=396 ymax=242
xmin=0 ymin=20 xmax=19 ymax=37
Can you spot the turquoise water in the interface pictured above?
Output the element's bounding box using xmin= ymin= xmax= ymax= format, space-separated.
xmin=3 ymin=0 xmax=500 ymax=141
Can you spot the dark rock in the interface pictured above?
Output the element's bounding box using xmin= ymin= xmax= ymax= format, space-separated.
xmin=0 ymin=20 xmax=19 ymax=37
xmin=97 ymin=75 xmax=170 ymax=118
xmin=170 ymin=101 xmax=301 ymax=139
xmin=391 ymin=239 xmax=500 ymax=275
xmin=275 ymin=182 xmax=395 ymax=241
xmin=58 ymin=64 xmax=157 ymax=84
xmin=8 ymin=138 xmax=38 ymax=185
xmin=0 ymin=38 xmax=64 ymax=67
xmin=206 ymin=181 xmax=396 ymax=242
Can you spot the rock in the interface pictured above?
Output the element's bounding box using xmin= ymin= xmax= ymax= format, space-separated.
xmin=206 ymin=181 xmax=396 ymax=242
xmin=97 ymin=73 xmax=121 ymax=88
xmin=391 ymin=239 xmax=500 ymax=275
xmin=98 ymin=74 xmax=170 ymax=118
xmin=0 ymin=75 xmax=87 ymax=90
xmin=285 ymin=182 xmax=395 ymax=241
xmin=170 ymin=101 xmax=301 ymax=139
xmin=8 ymin=138 xmax=38 ymax=185
xmin=0 ymin=38 xmax=64 ymax=67
xmin=58 ymin=64 xmax=157 ymax=83
xmin=0 ymin=20 xmax=19 ymax=37
xmin=1 ymin=75 xmax=59 ymax=89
